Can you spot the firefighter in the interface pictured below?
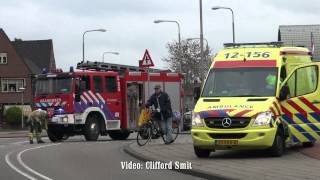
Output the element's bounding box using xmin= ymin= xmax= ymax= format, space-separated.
xmin=27 ymin=109 xmax=48 ymax=144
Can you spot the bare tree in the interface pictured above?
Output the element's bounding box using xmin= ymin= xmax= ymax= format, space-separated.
xmin=162 ymin=39 xmax=212 ymax=86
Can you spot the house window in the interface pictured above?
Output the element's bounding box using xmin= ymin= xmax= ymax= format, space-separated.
xmin=0 ymin=53 xmax=8 ymax=64
xmin=0 ymin=79 xmax=25 ymax=92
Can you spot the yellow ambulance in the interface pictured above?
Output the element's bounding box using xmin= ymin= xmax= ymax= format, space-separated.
xmin=192 ymin=42 xmax=320 ymax=157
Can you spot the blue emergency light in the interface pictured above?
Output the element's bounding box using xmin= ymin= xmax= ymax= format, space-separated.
xmin=55 ymin=108 xmax=65 ymax=114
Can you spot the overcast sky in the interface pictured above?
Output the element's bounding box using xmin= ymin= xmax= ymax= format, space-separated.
xmin=1 ymin=0 xmax=320 ymax=70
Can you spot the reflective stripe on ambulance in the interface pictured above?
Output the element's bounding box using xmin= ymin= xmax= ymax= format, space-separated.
xmin=280 ymin=97 xmax=320 ymax=143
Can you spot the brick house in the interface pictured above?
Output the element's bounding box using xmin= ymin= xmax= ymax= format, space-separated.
xmin=0 ymin=29 xmax=56 ymax=122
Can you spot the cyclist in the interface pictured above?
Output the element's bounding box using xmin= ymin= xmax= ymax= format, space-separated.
xmin=145 ymin=84 xmax=173 ymax=144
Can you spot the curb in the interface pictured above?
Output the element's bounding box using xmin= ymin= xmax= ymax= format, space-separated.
xmin=123 ymin=143 xmax=235 ymax=180
xmin=0 ymin=131 xmax=47 ymax=139
xmin=0 ymin=135 xmax=48 ymax=138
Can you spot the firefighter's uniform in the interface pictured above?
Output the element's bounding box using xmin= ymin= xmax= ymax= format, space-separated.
xmin=27 ymin=109 xmax=48 ymax=144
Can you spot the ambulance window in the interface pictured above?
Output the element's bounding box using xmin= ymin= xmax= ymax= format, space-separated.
xmin=105 ymin=76 xmax=117 ymax=92
xmin=296 ymin=66 xmax=318 ymax=96
xmin=93 ymin=76 xmax=103 ymax=93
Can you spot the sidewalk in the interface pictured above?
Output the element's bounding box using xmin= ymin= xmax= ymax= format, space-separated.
xmin=0 ymin=130 xmax=47 ymax=138
xmin=0 ymin=130 xmax=28 ymax=138
xmin=124 ymin=134 xmax=320 ymax=180
xmin=299 ymin=142 xmax=320 ymax=160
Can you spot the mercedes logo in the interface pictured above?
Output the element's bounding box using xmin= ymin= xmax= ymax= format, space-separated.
xmin=222 ymin=118 xmax=232 ymax=128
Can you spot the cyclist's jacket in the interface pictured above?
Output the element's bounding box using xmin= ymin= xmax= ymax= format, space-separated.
xmin=146 ymin=91 xmax=172 ymax=119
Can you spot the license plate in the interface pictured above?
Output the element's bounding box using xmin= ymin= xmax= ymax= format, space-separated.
xmin=215 ymin=140 xmax=238 ymax=145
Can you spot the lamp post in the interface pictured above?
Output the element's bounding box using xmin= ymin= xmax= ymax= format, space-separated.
xmin=211 ymin=6 xmax=235 ymax=43
xmin=154 ymin=19 xmax=182 ymax=72
xmin=102 ymin=51 xmax=120 ymax=62
xmin=199 ymin=0 xmax=204 ymax=64
xmin=82 ymin=29 xmax=107 ymax=63
xmin=19 ymin=87 xmax=25 ymax=129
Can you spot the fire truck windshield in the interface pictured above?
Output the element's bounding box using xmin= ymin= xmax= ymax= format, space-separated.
xmin=202 ymin=67 xmax=278 ymax=97
xmin=35 ymin=77 xmax=72 ymax=96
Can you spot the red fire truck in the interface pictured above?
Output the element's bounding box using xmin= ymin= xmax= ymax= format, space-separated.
xmin=33 ymin=61 xmax=183 ymax=142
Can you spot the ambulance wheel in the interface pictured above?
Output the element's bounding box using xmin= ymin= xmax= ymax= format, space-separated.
xmin=84 ymin=116 xmax=100 ymax=141
xmin=108 ymin=130 xmax=130 ymax=140
xmin=194 ymin=146 xmax=211 ymax=158
xmin=302 ymin=141 xmax=315 ymax=148
xmin=269 ymin=129 xmax=285 ymax=157
xmin=47 ymin=129 xmax=64 ymax=142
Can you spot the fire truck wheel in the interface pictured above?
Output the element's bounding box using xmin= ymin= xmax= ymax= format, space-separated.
xmin=269 ymin=128 xmax=285 ymax=157
xmin=108 ymin=130 xmax=130 ymax=140
xmin=84 ymin=116 xmax=100 ymax=141
xmin=47 ymin=128 xmax=64 ymax=142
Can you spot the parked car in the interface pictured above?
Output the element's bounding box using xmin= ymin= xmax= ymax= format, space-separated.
xmin=183 ymin=111 xmax=192 ymax=131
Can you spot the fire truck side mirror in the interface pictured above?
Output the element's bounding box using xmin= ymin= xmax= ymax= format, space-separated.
xmin=75 ymin=94 xmax=81 ymax=102
xmin=74 ymin=80 xmax=86 ymax=102
xmin=80 ymin=81 xmax=87 ymax=92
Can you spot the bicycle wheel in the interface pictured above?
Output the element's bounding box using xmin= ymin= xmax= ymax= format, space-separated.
xmin=161 ymin=121 xmax=179 ymax=144
xmin=136 ymin=123 xmax=152 ymax=146
xmin=171 ymin=123 xmax=179 ymax=141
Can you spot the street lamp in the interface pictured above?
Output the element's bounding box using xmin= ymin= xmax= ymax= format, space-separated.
xmin=154 ymin=19 xmax=182 ymax=72
xmin=154 ymin=20 xmax=181 ymax=46
xmin=82 ymin=28 xmax=107 ymax=63
xmin=211 ymin=6 xmax=235 ymax=43
xmin=102 ymin=51 xmax=120 ymax=62
xmin=19 ymin=87 xmax=25 ymax=129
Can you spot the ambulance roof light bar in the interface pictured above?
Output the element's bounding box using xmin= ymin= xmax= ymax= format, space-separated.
xmin=224 ymin=41 xmax=283 ymax=48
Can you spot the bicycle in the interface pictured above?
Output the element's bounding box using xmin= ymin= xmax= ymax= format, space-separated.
xmin=136 ymin=110 xmax=179 ymax=146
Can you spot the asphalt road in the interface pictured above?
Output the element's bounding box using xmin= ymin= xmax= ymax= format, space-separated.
xmin=0 ymin=134 xmax=204 ymax=180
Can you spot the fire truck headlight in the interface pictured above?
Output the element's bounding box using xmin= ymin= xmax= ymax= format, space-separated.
xmin=252 ymin=111 xmax=273 ymax=127
xmin=192 ymin=113 xmax=204 ymax=127
xmin=63 ymin=116 xmax=68 ymax=123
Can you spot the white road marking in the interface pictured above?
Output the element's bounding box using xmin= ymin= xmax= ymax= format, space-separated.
xmin=5 ymin=143 xmax=60 ymax=180
xmin=17 ymin=144 xmax=60 ymax=180
xmin=5 ymin=151 xmax=37 ymax=180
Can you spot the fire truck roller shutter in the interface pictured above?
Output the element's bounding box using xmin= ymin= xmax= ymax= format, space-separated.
xmin=164 ymin=82 xmax=182 ymax=128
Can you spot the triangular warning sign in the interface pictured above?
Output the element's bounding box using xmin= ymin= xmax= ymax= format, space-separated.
xmin=139 ymin=49 xmax=154 ymax=68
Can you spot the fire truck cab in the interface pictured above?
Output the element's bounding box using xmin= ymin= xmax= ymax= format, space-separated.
xmin=33 ymin=61 xmax=183 ymax=142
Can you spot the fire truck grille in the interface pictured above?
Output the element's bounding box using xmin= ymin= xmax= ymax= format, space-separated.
xmin=204 ymin=117 xmax=251 ymax=128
